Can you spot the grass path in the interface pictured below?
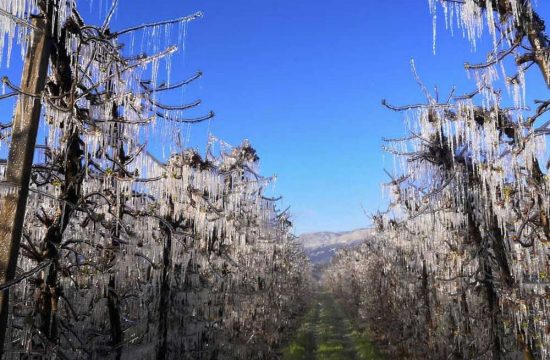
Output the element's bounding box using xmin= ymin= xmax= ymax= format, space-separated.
xmin=283 ymin=292 xmax=384 ymax=360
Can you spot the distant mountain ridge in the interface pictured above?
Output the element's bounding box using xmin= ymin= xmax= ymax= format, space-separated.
xmin=297 ymin=228 xmax=374 ymax=264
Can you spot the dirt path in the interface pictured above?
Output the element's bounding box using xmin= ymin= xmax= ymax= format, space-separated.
xmin=283 ymin=292 xmax=384 ymax=360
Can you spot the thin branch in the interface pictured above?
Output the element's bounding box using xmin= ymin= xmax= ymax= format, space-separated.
xmin=0 ymin=9 xmax=42 ymax=32
xmin=111 ymin=12 xmax=203 ymax=37
xmin=101 ymin=0 xmax=119 ymax=31
xmin=0 ymin=259 xmax=52 ymax=292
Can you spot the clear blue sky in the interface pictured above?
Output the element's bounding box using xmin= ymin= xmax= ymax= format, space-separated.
xmin=3 ymin=1 xmax=549 ymax=234
xmin=86 ymin=0 xmax=550 ymax=235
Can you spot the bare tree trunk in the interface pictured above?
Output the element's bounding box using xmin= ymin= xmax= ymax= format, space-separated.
xmin=35 ymin=7 xmax=82 ymax=343
xmin=0 ymin=16 xmax=51 ymax=357
xmin=157 ymin=221 xmax=173 ymax=359
xmin=106 ymin=119 xmax=124 ymax=360
xmin=421 ymin=261 xmax=433 ymax=354
xmin=516 ymin=7 xmax=550 ymax=87
xmin=467 ymin=212 xmax=503 ymax=360
xmin=107 ymin=275 xmax=123 ymax=358
xmin=157 ymin=197 xmax=175 ymax=360
xmin=475 ymin=1 xmax=550 ymax=86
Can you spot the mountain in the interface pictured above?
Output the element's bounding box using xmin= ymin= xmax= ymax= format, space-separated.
xmin=297 ymin=228 xmax=374 ymax=265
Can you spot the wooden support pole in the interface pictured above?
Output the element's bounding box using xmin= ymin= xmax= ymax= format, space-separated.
xmin=0 ymin=16 xmax=51 ymax=357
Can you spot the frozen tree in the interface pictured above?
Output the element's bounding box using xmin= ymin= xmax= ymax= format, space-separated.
xmin=325 ymin=1 xmax=550 ymax=359
xmin=0 ymin=1 xmax=309 ymax=359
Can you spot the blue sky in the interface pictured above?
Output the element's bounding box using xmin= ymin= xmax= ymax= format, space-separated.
xmin=112 ymin=0 xmax=464 ymax=235
xmin=3 ymin=1 xmax=549 ymax=234
xmin=85 ymin=0 xmax=550 ymax=234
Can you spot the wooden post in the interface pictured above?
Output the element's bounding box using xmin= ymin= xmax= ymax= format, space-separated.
xmin=0 ymin=16 xmax=51 ymax=357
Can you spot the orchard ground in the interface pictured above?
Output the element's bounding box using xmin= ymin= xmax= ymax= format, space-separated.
xmin=283 ymin=292 xmax=384 ymax=360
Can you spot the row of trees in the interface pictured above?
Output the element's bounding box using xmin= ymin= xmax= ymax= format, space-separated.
xmin=0 ymin=1 xmax=309 ymax=359
xmin=325 ymin=1 xmax=549 ymax=359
